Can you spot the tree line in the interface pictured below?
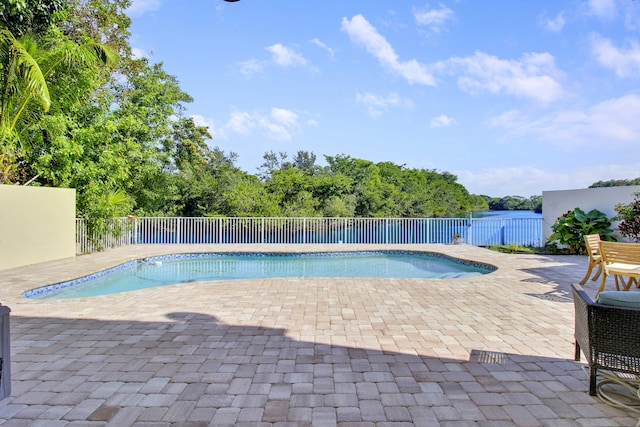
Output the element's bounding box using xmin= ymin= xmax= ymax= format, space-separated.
xmin=0 ymin=0 xmax=569 ymax=231
xmin=590 ymin=178 xmax=640 ymax=188
xmin=481 ymin=195 xmax=542 ymax=212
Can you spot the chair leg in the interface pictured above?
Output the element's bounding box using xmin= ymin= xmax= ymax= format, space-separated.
xmin=622 ymin=276 xmax=634 ymax=291
xmin=591 ymin=264 xmax=602 ymax=281
xmin=579 ymin=262 xmax=595 ymax=285
xmin=590 ymin=367 xmax=598 ymax=396
xmin=597 ymin=272 xmax=608 ymax=295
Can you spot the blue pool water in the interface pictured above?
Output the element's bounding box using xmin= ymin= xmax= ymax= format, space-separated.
xmin=23 ymin=251 xmax=496 ymax=299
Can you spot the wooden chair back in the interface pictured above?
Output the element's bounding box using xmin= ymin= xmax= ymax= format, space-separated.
xmin=584 ymin=234 xmax=601 ymax=257
xmin=598 ymin=241 xmax=640 ymax=293
xmin=599 ymin=241 xmax=640 ymax=266
xmin=579 ymin=234 xmax=602 ymax=285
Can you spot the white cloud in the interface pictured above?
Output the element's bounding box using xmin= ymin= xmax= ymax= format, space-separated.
xmin=457 ymin=163 xmax=640 ymax=197
xmin=227 ymin=111 xmax=255 ymax=136
xmin=413 ymin=4 xmax=454 ymax=33
xmin=238 ymin=59 xmax=265 ymax=77
xmin=541 ymin=12 xmax=566 ymax=32
xmin=191 ymin=114 xmax=215 ymax=133
xmin=341 ymin=15 xmax=436 ymax=86
xmin=446 ymin=51 xmax=565 ymax=103
xmin=310 ymin=38 xmax=336 ymax=59
xmin=590 ymin=33 xmax=640 ymax=77
xmin=258 ymin=118 xmax=291 ymax=141
xmin=342 ymin=15 xmax=563 ymax=103
xmin=237 ymin=45 xmax=312 ymax=76
xmin=490 ymin=94 xmax=640 ymax=148
xmin=355 ymin=91 xmax=414 ymax=117
xmin=125 ymin=0 xmax=162 ymax=17
xmin=271 ymin=107 xmax=298 ymax=128
xmin=586 ymin=0 xmax=617 ymax=20
xmin=584 ymin=0 xmax=640 ymax=30
xmin=257 ymin=108 xmax=299 ymax=141
xmin=266 ymin=44 xmax=308 ymax=68
xmin=430 ymin=115 xmax=455 ymax=128
xmin=621 ymin=1 xmax=640 ymax=30
xmin=130 ymin=47 xmax=148 ymax=59
xmin=219 ymin=108 xmax=301 ymax=141
xmin=457 ymin=166 xmax=566 ymax=196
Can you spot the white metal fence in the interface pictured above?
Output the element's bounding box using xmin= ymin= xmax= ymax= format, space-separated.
xmin=76 ymin=217 xmax=133 ymax=254
xmin=76 ymin=216 xmax=543 ymax=254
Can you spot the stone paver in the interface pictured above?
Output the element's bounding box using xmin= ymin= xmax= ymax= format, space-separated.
xmin=0 ymin=243 xmax=637 ymax=426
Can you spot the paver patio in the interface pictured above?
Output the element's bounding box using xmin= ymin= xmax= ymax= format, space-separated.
xmin=0 ymin=244 xmax=637 ymax=426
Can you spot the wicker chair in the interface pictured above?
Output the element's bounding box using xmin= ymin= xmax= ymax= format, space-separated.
xmin=572 ymin=283 xmax=640 ymax=395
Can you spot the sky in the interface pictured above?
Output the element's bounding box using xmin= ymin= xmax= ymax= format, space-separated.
xmin=126 ymin=0 xmax=640 ymax=198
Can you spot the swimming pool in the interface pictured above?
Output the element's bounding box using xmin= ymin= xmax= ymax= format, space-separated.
xmin=23 ymin=251 xmax=496 ymax=299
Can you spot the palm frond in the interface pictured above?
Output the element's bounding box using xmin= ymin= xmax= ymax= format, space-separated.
xmin=0 ymin=30 xmax=50 ymax=140
xmin=10 ymin=37 xmax=51 ymax=112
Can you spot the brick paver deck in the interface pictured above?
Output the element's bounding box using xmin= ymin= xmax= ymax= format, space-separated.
xmin=0 ymin=244 xmax=636 ymax=426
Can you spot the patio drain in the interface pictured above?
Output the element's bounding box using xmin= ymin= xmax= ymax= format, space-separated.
xmin=469 ymin=349 xmax=508 ymax=365
xmin=526 ymin=292 xmax=572 ymax=302
xmin=521 ymin=277 xmax=557 ymax=285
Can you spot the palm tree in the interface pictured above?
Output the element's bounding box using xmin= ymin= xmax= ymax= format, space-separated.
xmin=0 ymin=29 xmax=50 ymax=149
xmin=0 ymin=28 xmax=116 ymax=183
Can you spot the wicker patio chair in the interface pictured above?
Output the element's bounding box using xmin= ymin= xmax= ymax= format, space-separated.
xmin=579 ymin=234 xmax=602 ymax=285
xmin=572 ymin=283 xmax=640 ymax=395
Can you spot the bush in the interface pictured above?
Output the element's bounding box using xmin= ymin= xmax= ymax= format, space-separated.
xmin=614 ymin=192 xmax=640 ymax=242
xmin=548 ymin=208 xmax=614 ymax=254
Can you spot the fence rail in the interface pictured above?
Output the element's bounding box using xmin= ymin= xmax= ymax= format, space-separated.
xmin=76 ymin=216 xmax=543 ymax=254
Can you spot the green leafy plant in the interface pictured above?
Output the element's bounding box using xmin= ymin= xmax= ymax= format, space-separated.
xmin=487 ymin=244 xmax=538 ymax=254
xmin=614 ymin=192 xmax=640 ymax=242
xmin=549 ymin=208 xmax=614 ymax=254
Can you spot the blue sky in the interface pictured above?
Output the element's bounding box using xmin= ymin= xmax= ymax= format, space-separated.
xmin=126 ymin=0 xmax=640 ymax=198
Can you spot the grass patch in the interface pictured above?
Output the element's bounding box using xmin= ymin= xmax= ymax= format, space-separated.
xmin=486 ymin=244 xmax=571 ymax=255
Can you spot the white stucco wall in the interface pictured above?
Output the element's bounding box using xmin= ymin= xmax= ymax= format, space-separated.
xmin=542 ymin=186 xmax=640 ymax=242
xmin=0 ymin=185 xmax=76 ymax=270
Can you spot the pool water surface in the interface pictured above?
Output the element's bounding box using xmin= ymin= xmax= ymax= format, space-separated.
xmin=24 ymin=251 xmax=496 ymax=299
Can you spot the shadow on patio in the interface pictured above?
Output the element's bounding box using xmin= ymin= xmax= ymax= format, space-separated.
xmin=2 ymin=310 xmax=636 ymax=426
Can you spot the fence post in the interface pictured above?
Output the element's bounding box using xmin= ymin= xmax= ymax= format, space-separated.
xmin=342 ymin=218 xmax=346 ymax=243
xmin=385 ymin=218 xmax=388 ymax=244
xmin=133 ymin=217 xmax=138 ymax=244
